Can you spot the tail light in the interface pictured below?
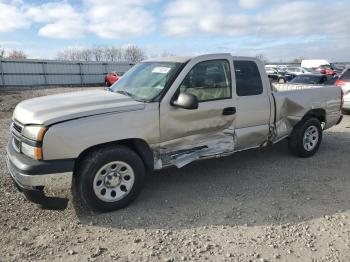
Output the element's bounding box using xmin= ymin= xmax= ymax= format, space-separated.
xmin=335 ymin=79 xmax=346 ymax=87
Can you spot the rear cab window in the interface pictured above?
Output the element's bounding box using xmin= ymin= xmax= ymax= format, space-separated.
xmin=234 ymin=61 xmax=263 ymax=96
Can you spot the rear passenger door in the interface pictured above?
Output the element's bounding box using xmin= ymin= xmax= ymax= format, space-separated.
xmin=233 ymin=59 xmax=272 ymax=150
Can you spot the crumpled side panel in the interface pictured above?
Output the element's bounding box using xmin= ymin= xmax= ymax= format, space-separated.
xmin=154 ymin=127 xmax=235 ymax=169
xmin=271 ymin=84 xmax=331 ymax=141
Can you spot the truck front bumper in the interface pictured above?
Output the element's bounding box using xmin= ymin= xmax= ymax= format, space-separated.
xmin=6 ymin=141 xmax=75 ymax=209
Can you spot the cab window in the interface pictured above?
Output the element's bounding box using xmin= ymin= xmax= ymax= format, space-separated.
xmin=179 ymin=60 xmax=231 ymax=102
xmin=234 ymin=61 xmax=263 ymax=96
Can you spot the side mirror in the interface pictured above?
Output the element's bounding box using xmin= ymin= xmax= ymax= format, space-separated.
xmin=172 ymin=93 xmax=198 ymax=110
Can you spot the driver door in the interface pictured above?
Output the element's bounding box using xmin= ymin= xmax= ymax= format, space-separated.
xmin=158 ymin=54 xmax=237 ymax=167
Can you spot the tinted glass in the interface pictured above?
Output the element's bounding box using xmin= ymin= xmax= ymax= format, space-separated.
xmin=179 ymin=60 xmax=231 ymax=101
xmin=234 ymin=61 xmax=263 ymax=96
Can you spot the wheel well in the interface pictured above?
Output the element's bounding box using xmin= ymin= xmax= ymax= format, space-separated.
xmin=74 ymin=139 xmax=154 ymax=175
xmin=304 ymin=109 xmax=326 ymax=124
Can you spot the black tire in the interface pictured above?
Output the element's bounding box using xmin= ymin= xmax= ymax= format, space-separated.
xmin=74 ymin=145 xmax=145 ymax=212
xmin=105 ymin=81 xmax=110 ymax=87
xmin=288 ymin=117 xmax=322 ymax=158
xmin=342 ymin=109 xmax=350 ymax=115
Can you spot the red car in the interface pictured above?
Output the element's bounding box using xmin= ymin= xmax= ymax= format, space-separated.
xmin=316 ymin=65 xmax=337 ymax=76
xmin=105 ymin=72 xmax=120 ymax=87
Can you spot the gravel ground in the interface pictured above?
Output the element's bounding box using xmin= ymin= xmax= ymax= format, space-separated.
xmin=0 ymin=87 xmax=349 ymax=262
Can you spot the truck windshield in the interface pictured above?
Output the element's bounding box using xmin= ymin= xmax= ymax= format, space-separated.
xmin=110 ymin=62 xmax=182 ymax=102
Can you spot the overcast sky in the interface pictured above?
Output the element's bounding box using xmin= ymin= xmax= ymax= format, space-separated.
xmin=1 ymin=0 xmax=350 ymax=61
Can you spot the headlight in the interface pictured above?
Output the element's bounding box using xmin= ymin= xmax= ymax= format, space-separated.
xmin=22 ymin=125 xmax=47 ymax=141
xmin=21 ymin=125 xmax=46 ymax=160
xmin=21 ymin=142 xmax=43 ymax=160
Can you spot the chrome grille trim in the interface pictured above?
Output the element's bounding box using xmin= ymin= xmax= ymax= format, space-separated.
xmin=12 ymin=121 xmax=24 ymax=134
xmin=12 ymin=137 xmax=21 ymax=153
xmin=11 ymin=120 xmax=24 ymax=153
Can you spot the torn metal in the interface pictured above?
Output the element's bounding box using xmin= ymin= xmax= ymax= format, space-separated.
xmin=154 ymin=128 xmax=235 ymax=169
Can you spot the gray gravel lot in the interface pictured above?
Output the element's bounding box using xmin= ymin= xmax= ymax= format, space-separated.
xmin=0 ymin=87 xmax=349 ymax=261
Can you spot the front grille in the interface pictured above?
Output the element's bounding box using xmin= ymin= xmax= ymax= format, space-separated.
xmin=12 ymin=137 xmax=21 ymax=152
xmin=12 ymin=121 xmax=23 ymax=134
xmin=11 ymin=120 xmax=23 ymax=153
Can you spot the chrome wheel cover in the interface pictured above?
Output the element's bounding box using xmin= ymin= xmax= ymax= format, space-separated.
xmin=303 ymin=125 xmax=319 ymax=151
xmin=93 ymin=161 xmax=135 ymax=202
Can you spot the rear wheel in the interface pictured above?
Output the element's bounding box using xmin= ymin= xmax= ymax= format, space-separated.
xmin=288 ymin=117 xmax=322 ymax=157
xmin=74 ymin=145 xmax=145 ymax=212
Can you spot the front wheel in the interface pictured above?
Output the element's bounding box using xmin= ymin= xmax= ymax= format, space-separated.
xmin=74 ymin=145 xmax=145 ymax=212
xmin=288 ymin=117 xmax=322 ymax=157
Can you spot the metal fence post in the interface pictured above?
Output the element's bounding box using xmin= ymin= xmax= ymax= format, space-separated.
xmin=79 ymin=62 xmax=84 ymax=85
xmin=42 ymin=61 xmax=48 ymax=86
xmin=0 ymin=60 xmax=5 ymax=87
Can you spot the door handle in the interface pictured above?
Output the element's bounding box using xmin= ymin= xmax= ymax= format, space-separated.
xmin=222 ymin=107 xmax=236 ymax=115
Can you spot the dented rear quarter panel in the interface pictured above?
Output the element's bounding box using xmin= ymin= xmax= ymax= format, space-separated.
xmin=272 ymin=84 xmax=342 ymax=140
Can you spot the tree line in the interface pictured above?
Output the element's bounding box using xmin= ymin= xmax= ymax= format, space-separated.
xmin=0 ymin=47 xmax=27 ymax=59
xmin=56 ymin=45 xmax=147 ymax=63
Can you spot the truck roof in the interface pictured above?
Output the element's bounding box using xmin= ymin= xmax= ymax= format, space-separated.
xmin=144 ymin=54 xmax=259 ymax=63
xmin=144 ymin=56 xmax=194 ymax=63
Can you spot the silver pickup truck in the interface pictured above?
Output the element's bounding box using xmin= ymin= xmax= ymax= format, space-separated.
xmin=6 ymin=54 xmax=343 ymax=211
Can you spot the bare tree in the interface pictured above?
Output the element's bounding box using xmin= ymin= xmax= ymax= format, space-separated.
xmin=255 ymin=53 xmax=268 ymax=63
xmin=7 ymin=49 xmax=27 ymax=59
xmin=80 ymin=48 xmax=93 ymax=61
xmin=0 ymin=47 xmax=5 ymax=58
xmin=104 ymin=46 xmax=123 ymax=62
xmin=55 ymin=45 xmax=147 ymax=62
xmin=123 ymin=45 xmax=146 ymax=63
xmin=91 ymin=46 xmax=104 ymax=62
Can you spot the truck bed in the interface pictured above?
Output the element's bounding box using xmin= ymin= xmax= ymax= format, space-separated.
xmin=270 ymin=83 xmax=341 ymax=141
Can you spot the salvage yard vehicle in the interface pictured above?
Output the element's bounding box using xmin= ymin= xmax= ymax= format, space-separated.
xmin=265 ymin=67 xmax=295 ymax=83
xmin=105 ymin=71 xmax=120 ymax=87
xmin=290 ymin=74 xmax=334 ymax=85
xmin=6 ymin=54 xmax=343 ymax=212
xmin=285 ymin=67 xmax=312 ymax=75
xmin=335 ymin=67 xmax=350 ymax=112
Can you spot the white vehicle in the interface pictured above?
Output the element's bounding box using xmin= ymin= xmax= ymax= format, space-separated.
xmin=335 ymin=67 xmax=350 ymax=111
xmin=301 ymin=60 xmax=330 ymax=69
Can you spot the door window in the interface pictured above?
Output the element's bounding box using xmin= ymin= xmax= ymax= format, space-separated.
xmin=234 ymin=61 xmax=263 ymax=96
xmin=179 ymin=60 xmax=231 ymax=102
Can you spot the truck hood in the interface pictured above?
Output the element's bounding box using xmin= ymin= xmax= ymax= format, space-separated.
xmin=13 ymin=90 xmax=145 ymax=125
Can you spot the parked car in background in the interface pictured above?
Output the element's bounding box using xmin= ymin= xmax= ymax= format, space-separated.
xmin=335 ymin=67 xmax=350 ymax=112
xmin=266 ymin=67 xmax=295 ymax=83
xmin=301 ymin=59 xmax=331 ymax=69
xmin=290 ymin=74 xmax=334 ymax=85
xmin=105 ymin=72 xmax=120 ymax=86
xmin=286 ymin=67 xmax=313 ymax=75
xmin=316 ymin=65 xmax=337 ymax=76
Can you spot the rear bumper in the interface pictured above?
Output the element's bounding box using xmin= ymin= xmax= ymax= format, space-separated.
xmin=6 ymin=140 xmax=75 ymax=209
